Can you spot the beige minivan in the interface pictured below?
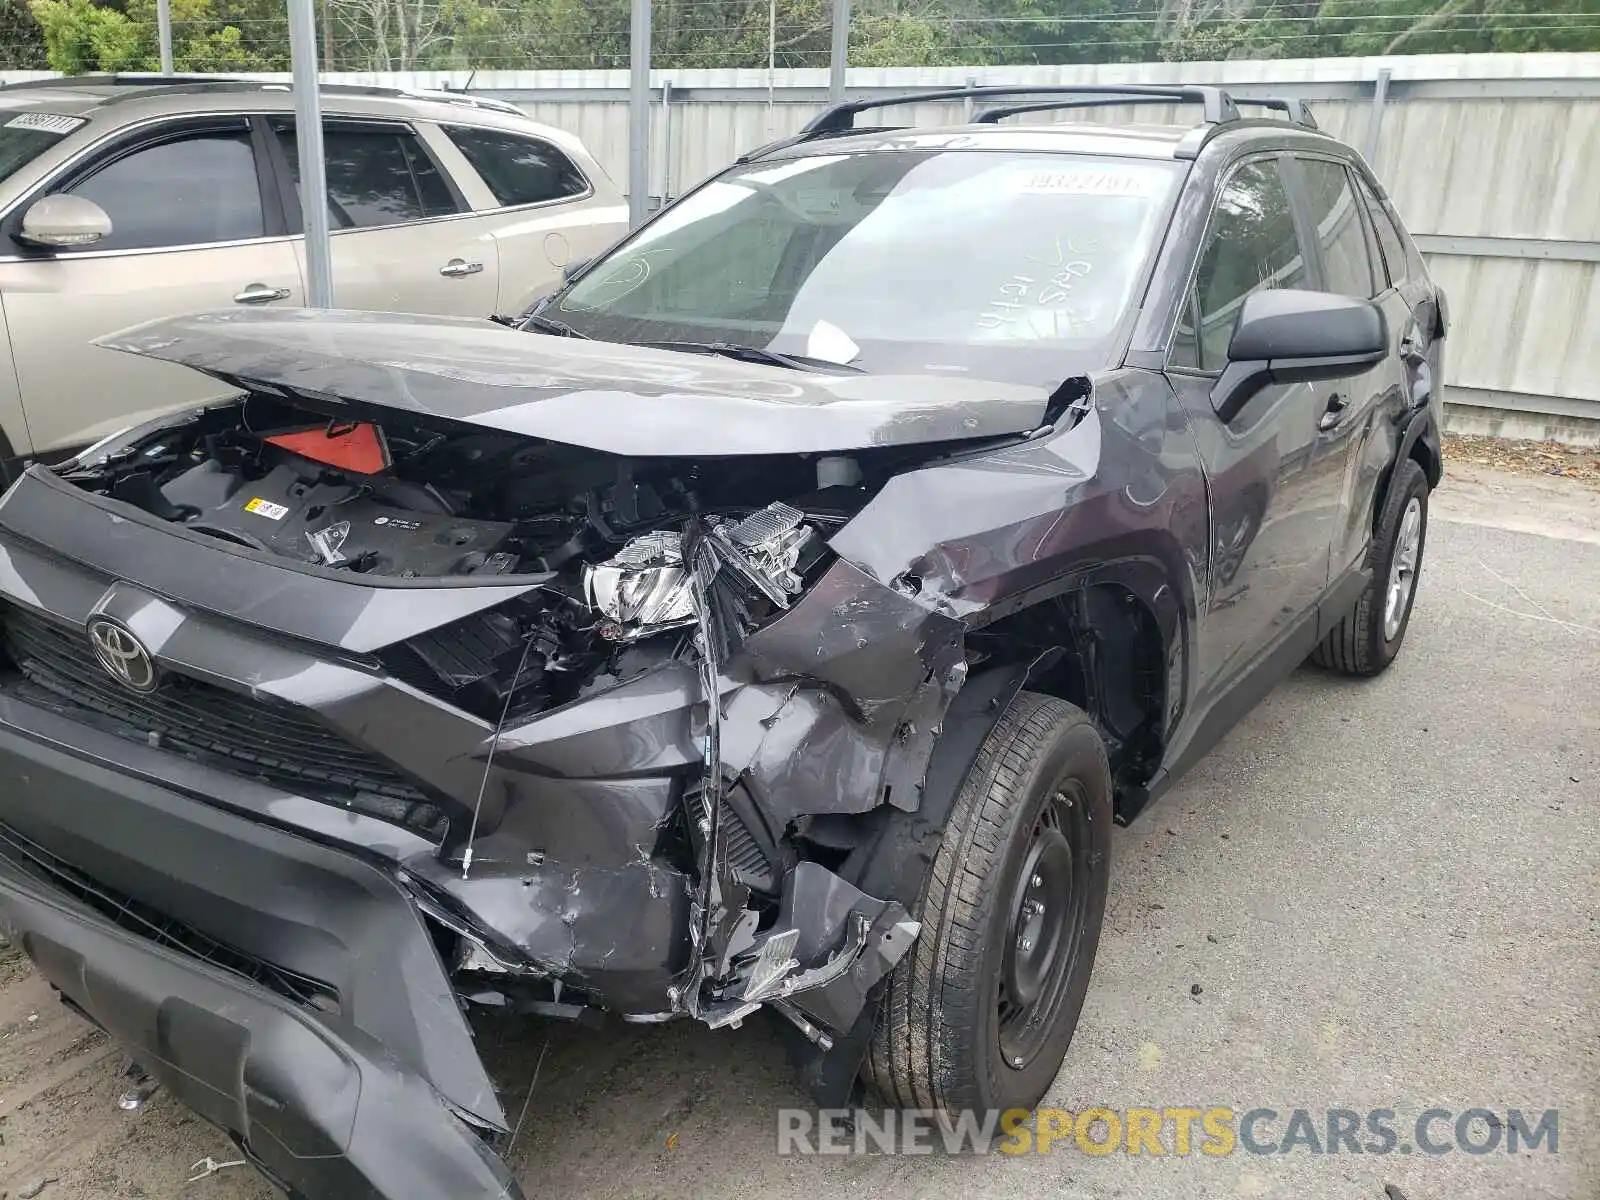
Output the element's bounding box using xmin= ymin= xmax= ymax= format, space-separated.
xmin=0 ymin=74 xmax=628 ymax=475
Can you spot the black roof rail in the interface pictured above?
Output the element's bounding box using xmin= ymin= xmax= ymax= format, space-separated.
xmin=802 ymin=84 xmax=1241 ymax=135
xmin=974 ymin=97 xmax=1190 ymax=123
xmin=1229 ymin=95 xmax=1318 ymax=129
xmin=975 ymin=93 xmax=1318 ymax=131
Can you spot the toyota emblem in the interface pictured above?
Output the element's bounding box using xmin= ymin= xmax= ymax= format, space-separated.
xmin=86 ymin=617 xmax=159 ymax=693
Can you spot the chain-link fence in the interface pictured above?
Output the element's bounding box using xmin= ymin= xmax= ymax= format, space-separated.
xmin=7 ymin=0 xmax=1600 ymax=75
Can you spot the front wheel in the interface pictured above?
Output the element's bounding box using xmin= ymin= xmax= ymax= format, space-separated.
xmin=863 ymin=692 xmax=1112 ymax=1113
xmin=1313 ymin=457 xmax=1430 ymax=677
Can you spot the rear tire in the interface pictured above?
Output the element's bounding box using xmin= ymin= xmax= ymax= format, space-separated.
xmin=1312 ymin=457 xmax=1429 ymax=677
xmin=863 ymin=692 xmax=1112 ymax=1113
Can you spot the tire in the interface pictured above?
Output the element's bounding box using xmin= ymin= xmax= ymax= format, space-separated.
xmin=1312 ymin=457 xmax=1429 ymax=677
xmin=863 ymin=691 xmax=1112 ymax=1113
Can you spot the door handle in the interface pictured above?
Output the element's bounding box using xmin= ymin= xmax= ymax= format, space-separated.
xmin=234 ymin=283 xmax=291 ymax=304
xmin=440 ymin=258 xmax=484 ymax=278
xmin=1318 ymin=393 xmax=1349 ymax=432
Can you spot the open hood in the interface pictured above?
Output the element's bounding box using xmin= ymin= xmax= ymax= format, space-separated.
xmin=98 ymin=309 xmax=1052 ymax=457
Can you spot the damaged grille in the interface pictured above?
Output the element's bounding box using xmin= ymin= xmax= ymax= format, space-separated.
xmin=0 ymin=603 xmax=446 ymax=840
xmin=0 ymin=821 xmax=339 ymax=1012
xmin=687 ymin=783 xmax=774 ymax=891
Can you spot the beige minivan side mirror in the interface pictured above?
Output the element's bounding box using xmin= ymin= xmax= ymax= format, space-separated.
xmin=18 ymin=194 xmax=114 ymax=248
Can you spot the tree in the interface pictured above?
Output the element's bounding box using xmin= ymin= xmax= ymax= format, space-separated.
xmin=0 ymin=0 xmax=48 ymax=66
xmin=9 ymin=0 xmax=1600 ymax=73
xmin=28 ymin=0 xmax=283 ymax=71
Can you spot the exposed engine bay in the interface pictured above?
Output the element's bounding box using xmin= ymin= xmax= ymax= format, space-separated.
xmin=60 ymin=395 xmax=916 ymax=723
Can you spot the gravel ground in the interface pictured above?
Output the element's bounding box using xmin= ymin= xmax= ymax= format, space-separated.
xmin=1441 ymin=433 xmax=1600 ymax=487
xmin=1 ymin=459 xmax=1596 ymax=1200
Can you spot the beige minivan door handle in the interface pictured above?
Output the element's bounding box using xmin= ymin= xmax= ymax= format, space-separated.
xmin=234 ymin=283 xmax=292 ymax=304
xmin=440 ymin=258 xmax=484 ymax=278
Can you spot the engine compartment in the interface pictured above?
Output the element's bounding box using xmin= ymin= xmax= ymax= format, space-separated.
xmin=58 ymin=393 xmax=938 ymax=722
xmin=62 ymin=394 xmax=902 ymax=576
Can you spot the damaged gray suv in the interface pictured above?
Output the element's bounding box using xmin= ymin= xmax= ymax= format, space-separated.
xmin=0 ymin=85 xmax=1445 ymax=1198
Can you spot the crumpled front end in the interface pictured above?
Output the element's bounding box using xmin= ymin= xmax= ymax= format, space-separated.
xmin=0 ymin=372 xmax=1010 ymax=1192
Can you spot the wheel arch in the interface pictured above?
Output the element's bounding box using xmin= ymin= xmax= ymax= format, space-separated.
xmin=1372 ymin=404 xmax=1442 ymax=541
xmin=964 ymin=555 xmax=1191 ymax=818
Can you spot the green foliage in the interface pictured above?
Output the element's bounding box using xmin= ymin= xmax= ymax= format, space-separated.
xmin=27 ymin=0 xmax=284 ymax=71
xmin=0 ymin=0 xmax=47 ymax=67
xmin=31 ymin=0 xmax=138 ymax=71
xmin=8 ymin=0 xmax=1600 ymax=73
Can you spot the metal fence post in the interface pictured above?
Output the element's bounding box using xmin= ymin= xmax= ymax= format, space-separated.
xmin=829 ymin=0 xmax=851 ymax=105
xmin=288 ymin=0 xmax=333 ymax=307
xmin=660 ymin=79 xmax=674 ymax=205
xmin=1364 ymin=67 xmax=1392 ymax=168
xmin=629 ymin=0 xmax=653 ymax=228
xmin=156 ymin=0 xmax=173 ymax=74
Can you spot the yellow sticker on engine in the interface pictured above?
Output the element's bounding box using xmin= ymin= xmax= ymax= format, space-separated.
xmin=244 ymin=498 xmax=289 ymax=520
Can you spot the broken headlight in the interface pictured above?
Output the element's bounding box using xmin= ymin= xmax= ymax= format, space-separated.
xmin=584 ymin=501 xmax=815 ymax=643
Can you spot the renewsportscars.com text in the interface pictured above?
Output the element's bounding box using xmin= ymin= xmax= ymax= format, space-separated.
xmin=777 ymin=1107 xmax=1560 ymax=1157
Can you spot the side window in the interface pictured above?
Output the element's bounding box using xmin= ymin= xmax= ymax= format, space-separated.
xmin=1171 ymin=159 xmax=1308 ymax=372
xmin=277 ymin=123 xmax=458 ymax=230
xmin=1297 ymin=159 xmax=1377 ymax=299
xmin=444 ymin=126 xmax=588 ymax=207
xmin=1353 ymin=171 xmax=1408 ymax=288
xmin=64 ymin=130 xmax=264 ymax=252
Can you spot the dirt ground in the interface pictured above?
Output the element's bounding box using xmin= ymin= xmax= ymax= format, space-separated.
xmin=2 ymin=457 xmax=1597 ymax=1200
xmin=1441 ymin=432 xmax=1600 ymax=486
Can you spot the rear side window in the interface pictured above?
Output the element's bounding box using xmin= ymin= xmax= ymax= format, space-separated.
xmin=1297 ymin=158 xmax=1377 ymax=299
xmin=444 ymin=126 xmax=588 ymax=207
xmin=277 ymin=123 xmax=458 ymax=230
xmin=1171 ymin=158 xmax=1308 ymax=372
xmin=66 ymin=130 xmax=264 ymax=251
xmin=1353 ymin=171 xmax=1408 ymax=288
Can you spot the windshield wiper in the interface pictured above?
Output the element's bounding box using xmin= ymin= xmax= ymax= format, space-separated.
xmin=521 ymin=312 xmax=589 ymax=339
xmin=637 ymin=340 xmax=863 ymax=373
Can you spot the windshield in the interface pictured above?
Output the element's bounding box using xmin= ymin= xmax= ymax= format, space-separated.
xmin=0 ymin=113 xmax=81 ymax=185
xmin=555 ymin=150 xmax=1183 ymax=384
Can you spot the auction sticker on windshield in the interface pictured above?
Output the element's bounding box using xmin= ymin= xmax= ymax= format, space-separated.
xmin=5 ymin=112 xmax=86 ymax=135
xmin=1012 ymin=166 xmax=1164 ymax=197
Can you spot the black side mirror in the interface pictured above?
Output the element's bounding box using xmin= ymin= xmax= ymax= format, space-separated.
xmin=1211 ymin=289 xmax=1388 ymax=423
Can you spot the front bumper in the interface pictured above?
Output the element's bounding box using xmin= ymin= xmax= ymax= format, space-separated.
xmin=0 ymin=697 xmax=523 ymax=1200
xmin=0 ymin=857 xmax=522 ymax=1200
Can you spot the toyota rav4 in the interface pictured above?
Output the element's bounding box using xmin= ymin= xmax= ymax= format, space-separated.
xmin=0 ymin=85 xmax=1445 ymax=1200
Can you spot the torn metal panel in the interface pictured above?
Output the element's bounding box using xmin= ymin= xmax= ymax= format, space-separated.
xmin=759 ymin=863 xmax=920 ymax=1034
xmin=405 ymin=852 xmax=694 ymax=1016
xmin=672 ymin=534 xmax=962 ymax=1030
xmin=745 ymin=558 xmax=966 ymax=703
xmin=827 ymin=376 xmax=1204 ymax=631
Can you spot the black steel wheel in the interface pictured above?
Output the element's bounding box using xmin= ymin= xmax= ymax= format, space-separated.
xmin=865 ymin=691 xmax=1112 ymax=1113
xmin=996 ymin=781 xmax=1096 ymax=1071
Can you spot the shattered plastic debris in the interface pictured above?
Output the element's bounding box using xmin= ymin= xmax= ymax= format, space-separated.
xmin=187 ymin=1156 xmax=248 ymax=1182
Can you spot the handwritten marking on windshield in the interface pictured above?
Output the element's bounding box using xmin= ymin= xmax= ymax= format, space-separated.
xmin=979 ymin=249 xmax=1095 ymax=333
